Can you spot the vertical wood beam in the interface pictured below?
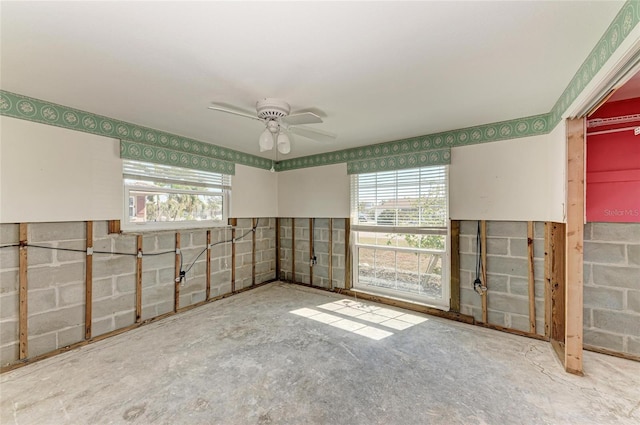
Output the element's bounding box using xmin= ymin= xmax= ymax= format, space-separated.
xmin=252 ymin=218 xmax=257 ymax=286
xmin=309 ymin=218 xmax=314 ymax=286
xmin=206 ymin=230 xmax=211 ymax=300
xmin=328 ymin=219 xmax=333 ymax=290
xmin=565 ymin=117 xmax=585 ymax=375
xmin=135 ymin=235 xmax=143 ymax=323
xmin=551 ymin=223 xmax=566 ymax=343
xmin=107 ymin=220 xmax=121 ymax=234
xmin=174 ymin=233 xmax=181 ymax=312
xmin=18 ymin=223 xmax=28 ymax=360
xmin=275 ymin=218 xmax=281 ymax=281
xmin=292 ymin=219 xmax=296 ymax=282
xmin=450 ymin=220 xmax=461 ymax=313
xmin=231 ymin=227 xmax=236 ymax=292
xmin=480 ymin=220 xmax=488 ymax=323
xmin=85 ymin=221 xmax=93 ymax=340
xmin=345 ymin=218 xmax=351 ymax=290
xmin=544 ymin=222 xmax=552 ymax=338
xmin=527 ymin=221 xmax=536 ymax=334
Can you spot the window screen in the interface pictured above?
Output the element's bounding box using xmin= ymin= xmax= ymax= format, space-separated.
xmin=351 ymin=166 xmax=448 ymax=228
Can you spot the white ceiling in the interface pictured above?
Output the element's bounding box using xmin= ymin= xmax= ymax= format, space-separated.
xmin=0 ymin=1 xmax=624 ymax=159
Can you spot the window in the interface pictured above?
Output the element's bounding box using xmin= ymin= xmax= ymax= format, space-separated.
xmin=351 ymin=166 xmax=449 ymax=309
xmin=123 ymin=160 xmax=230 ymax=230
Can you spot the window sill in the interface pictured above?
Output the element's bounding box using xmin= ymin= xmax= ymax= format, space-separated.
xmin=352 ymin=286 xmax=450 ymax=312
xmin=121 ymin=221 xmax=231 ymax=234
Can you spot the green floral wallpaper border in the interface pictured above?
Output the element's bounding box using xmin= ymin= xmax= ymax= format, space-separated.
xmin=549 ymin=0 xmax=639 ymax=127
xmin=0 ymin=90 xmax=271 ymax=173
xmin=279 ymin=113 xmax=548 ymax=173
xmin=346 ymin=148 xmax=450 ymax=174
xmin=1 ymin=1 xmax=638 ymax=175
xmin=120 ymin=140 xmax=234 ymax=174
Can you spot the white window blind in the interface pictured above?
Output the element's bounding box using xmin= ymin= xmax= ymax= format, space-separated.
xmin=123 ymin=159 xmax=231 ymax=189
xmin=351 ymin=166 xmax=448 ymax=228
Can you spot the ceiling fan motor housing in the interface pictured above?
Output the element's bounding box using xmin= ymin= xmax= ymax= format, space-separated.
xmin=256 ymin=98 xmax=291 ymax=120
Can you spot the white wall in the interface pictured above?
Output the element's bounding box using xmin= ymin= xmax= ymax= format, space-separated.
xmin=449 ymin=123 xmax=565 ymax=222
xmin=278 ymin=163 xmax=350 ymax=218
xmin=2 ymin=114 xmax=569 ymax=224
xmin=231 ymin=164 xmax=278 ymax=218
xmin=0 ymin=116 xmax=122 ymax=223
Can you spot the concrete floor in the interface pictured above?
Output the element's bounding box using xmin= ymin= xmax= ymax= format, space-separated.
xmin=1 ymin=282 xmax=639 ymax=425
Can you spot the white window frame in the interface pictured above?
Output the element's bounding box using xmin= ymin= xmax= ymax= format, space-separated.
xmin=351 ymin=165 xmax=450 ymax=310
xmin=122 ymin=160 xmax=230 ymax=231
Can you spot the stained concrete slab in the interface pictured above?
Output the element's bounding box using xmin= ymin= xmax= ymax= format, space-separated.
xmin=1 ymin=282 xmax=639 ymax=424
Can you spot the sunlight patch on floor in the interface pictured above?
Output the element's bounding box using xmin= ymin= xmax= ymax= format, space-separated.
xmin=290 ymin=299 xmax=427 ymax=340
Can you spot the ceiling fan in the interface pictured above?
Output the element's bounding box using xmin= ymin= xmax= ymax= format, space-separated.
xmin=208 ymin=98 xmax=337 ymax=154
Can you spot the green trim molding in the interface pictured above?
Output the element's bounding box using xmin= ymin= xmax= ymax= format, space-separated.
xmin=548 ymin=0 xmax=640 ymax=127
xmin=1 ymin=0 xmax=638 ymax=174
xmin=0 ymin=91 xmax=272 ymax=174
xmin=282 ymin=113 xmax=548 ymax=173
xmin=347 ymin=148 xmax=450 ymax=174
xmin=120 ymin=140 xmax=234 ymax=175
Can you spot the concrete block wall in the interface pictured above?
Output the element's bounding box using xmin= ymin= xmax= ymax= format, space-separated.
xmin=232 ymin=218 xmax=276 ymax=290
xmin=178 ymin=229 xmax=209 ymax=309
xmin=0 ymin=218 xmax=276 ymax=367
xmin=254 ymin=218 xmax=277 ymax=286
xmin=583 ymin=222 xmax=640 ymax=356
xmin=92 ymin=222 xmax=137 ymax=336
xmin=234 ymin=219 xmax=254 ymax=290
xmin=1 ymin=224 xmax=20 ymax=365
xmin=279 ymin=218 xmax=346 ymax=289
xmin=459 ymin=221 xmax=545 ymax=335
xmin=27 ymin=222 xmax=88 ymax=357
xmin=210 ymin=226 xmax=233 ymax=296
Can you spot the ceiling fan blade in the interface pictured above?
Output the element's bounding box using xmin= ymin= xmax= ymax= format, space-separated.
xmin=281 ymin=112 xmax=322 ymax=126
xmin=289 ymin=125 xmax=337 ymax=143
xmin=207 ymin=104 xmax=262 ymax=122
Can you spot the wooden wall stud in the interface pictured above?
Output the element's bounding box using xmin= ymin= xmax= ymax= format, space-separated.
xmin=328 ymin=219 xmax=333 ymax=290
xmin=565 ymin=117 xmax=585 ymax=375
xmin=136 ymin=235 xmax=143 ymax=323
xmin=527 ymin=221 xmax=536 ymax=333
xmin=174 ymin=233 xmax=181 ymax=312
xmin=480 ymin=220 xmax=488 ymax=324
xmin=450 ymin=220 xmax=461 ymax=313
xmin=18 ymin=223 xmax=28 ymax=360
xmin=252 ymin=218 xmax=257 ymax=286
xmin=206 ymin=230 xmax=211 ymax=300
xmin=85 ymin=221 xmax=93 ymax=339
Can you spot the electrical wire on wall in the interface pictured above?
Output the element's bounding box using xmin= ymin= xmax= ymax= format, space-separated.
xmin=0 ymin=219 xmax=260 ymax=286
xmin=310 ymin=218 xmax=317 ymax=266
xmin=473 ymin=221 xmax=487 ymax=295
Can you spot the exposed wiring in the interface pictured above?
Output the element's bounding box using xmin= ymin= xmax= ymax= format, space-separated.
xmin=176 ymin=218 xmax=260 ymax=285
xmin=310 ymin=218 xmax=317 ymax=266
xmin=473 ymin=221 xmax=487 ymax=295
xmin=2 ymin=219 xmax=261 ymax=287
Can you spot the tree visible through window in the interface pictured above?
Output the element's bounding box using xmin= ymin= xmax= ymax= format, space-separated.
xmin=351 ymin=165 xmax=450 ymax=309
xmin=123 ymin=160 xmax=230 ymax=229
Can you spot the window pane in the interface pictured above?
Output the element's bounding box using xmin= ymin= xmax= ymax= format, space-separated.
xmin=353 ymin=229 xmax=448 ymax=306
xmin=123 ymin=159 xmax=230 ymax=228
xmin=419 ymin=252 xmax=443 ymax=299
xmin=352 ymin=165 xmax=448 ymax=228
xmin=396 ymin=251 xmax=419 ymax=293
xmin=352 ymin=166 xmax=449 ymax=306
xmin=129 ymin=191 xmax=223 ymax=223
xmin=358 ymin=247 xmax=376 ymax=285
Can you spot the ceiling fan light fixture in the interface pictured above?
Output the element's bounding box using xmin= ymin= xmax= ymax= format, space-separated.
xmin=277 ymin=132 xmax=291 ymax=154
xmin=258 ymin=128 xmax=274 ymax=152
xmin=208 ymin=97 xmax=336 ymax=155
